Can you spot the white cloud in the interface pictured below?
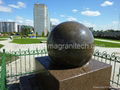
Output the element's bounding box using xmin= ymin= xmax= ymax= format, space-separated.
xmin=67 ymin=16 xmax=77 ymax=21
xmin=9 ymin=5 xmax=19 ymax=9
xmin=96 ymin=24 xmax=119 ymax=30
xmin=60 ymin=15 xmax=66 ymax=18
xmin=0 ymin=6 xmax=12 ymax=12
xmin=0 ymin=0 xmax=3 ymax=4
xmin=16 ymin=16 xmax=33 ymax=26
xmin=81 ymin=10 xmax=101 ymax=16
xmin=88 ymin=21 xmax=120 ymax=30
xmin=16 ymin=16 xmax=24 ymax=23
xmin=77 ymin=21 xmax=96 ymax=28
xmin=50 ymin=17 xmax=120 ymax=30
xmin=7 ymin=19 xmax=14 ymax=22
xmin=81 ymin=21 xmax=96 ymax=27
xmin=86 ymin=8 xmax=90 ymax=10
xmin=9 ymin=2 xmax=26 ymax=9
xmin=112 ymin=21 xmax=119 ymax=24
xmin=101 ymin=1 xmax=113 ymax=7
xmin=25 ymin=19 xmax=33 ymax=26
xmin=60 ymin=15 xmax=78 ymax=21
xmin=78 ymin=21 xmax=116 ymax=30
xmin=72 ymin=9 xmax=79 ymax=13
xmin=18 ymin=2 xmax=26 ymax=8
xmin=50 ymin=18 xmax=61 ymax=25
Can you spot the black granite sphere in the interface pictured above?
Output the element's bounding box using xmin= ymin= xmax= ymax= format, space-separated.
xmin=47 ymin=21 xmax=94 ymax=67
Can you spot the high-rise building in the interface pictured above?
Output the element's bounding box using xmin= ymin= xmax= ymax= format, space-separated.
xmin=34 ymin=4 xmax=50 ymax=35
xmin=0 ymin=22 xmax=18 ymax=32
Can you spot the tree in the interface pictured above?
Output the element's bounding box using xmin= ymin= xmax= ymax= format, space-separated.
xmin=36 ymin=32 xmax=38 ymax=38
xmin=21 ymin=25 xmax=33 ymax=37
xmin=46 ymin=31 xmax=49 ymax=37
xmin=41 ymin=32 xmax=44 ymax=37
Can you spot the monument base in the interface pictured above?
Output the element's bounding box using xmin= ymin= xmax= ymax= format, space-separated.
xmin=34 ymin=56 xmax=112 ymax=90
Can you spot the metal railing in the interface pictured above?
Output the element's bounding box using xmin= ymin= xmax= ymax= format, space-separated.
xmin=93 ymin=50 xmax=120 ymax=87
xmin=0 ymin=48 xmax=120 ymax=89
xmin=5 ymin=48 xmax=48 ymax=83
xmin=0 ymin=49 xmax=7 ymax=90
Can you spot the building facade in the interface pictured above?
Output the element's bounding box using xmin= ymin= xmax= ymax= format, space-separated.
xmin=34 ymin=4 xmax=50 ymax=35
xmin=0 ymin=22 xmax=18 ymax=32
xmin=17 ymin=25 xmax=22 ymax=32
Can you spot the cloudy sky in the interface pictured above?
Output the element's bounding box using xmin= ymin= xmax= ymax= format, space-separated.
xmin=0 ymin=0 xmax=120 ymax=30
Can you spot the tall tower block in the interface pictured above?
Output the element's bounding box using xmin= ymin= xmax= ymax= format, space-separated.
xmin=34 ymin=4 xmax=50 ymax=35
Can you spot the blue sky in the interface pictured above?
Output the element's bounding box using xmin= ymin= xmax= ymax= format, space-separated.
xmin=0 ymin=0 xmax=120 ymax=30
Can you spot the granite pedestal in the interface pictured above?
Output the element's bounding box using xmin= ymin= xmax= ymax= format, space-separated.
xmin=35 ymin=56 xmax=112 ymax=90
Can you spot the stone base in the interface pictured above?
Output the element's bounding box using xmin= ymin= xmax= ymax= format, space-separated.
xmin=35 ymin=56 xmax=112 ymax=90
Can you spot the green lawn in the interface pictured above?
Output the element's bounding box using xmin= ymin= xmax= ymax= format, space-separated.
xmin=0 ymin=44 xmax=4 ymax=48
xmin=11 ymin=37 xmax=120 ymax=47
xmin=0 ymin=39 xmax=6 ymax=41
xmin=0 ymin=36 xmax=9 ymax=38
xmin=38 ymin=37 xmax=47 ymax=41
xmin=11 ymin=37 xmax=47 ymax=44
xmin=0 ymin=53 xmax=19 ymax=66
xmin=95 ymin=38 xmax=120 ymax=42
xmin=0 ymin=44 xmax=19 ymax=66
xmin=95 ymin=40 xmax=120 ymax=48
xmin=11 ymin=38 xmax=44 ymax=44
xmin=13 ymin=36 xmax=21 ymax=39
